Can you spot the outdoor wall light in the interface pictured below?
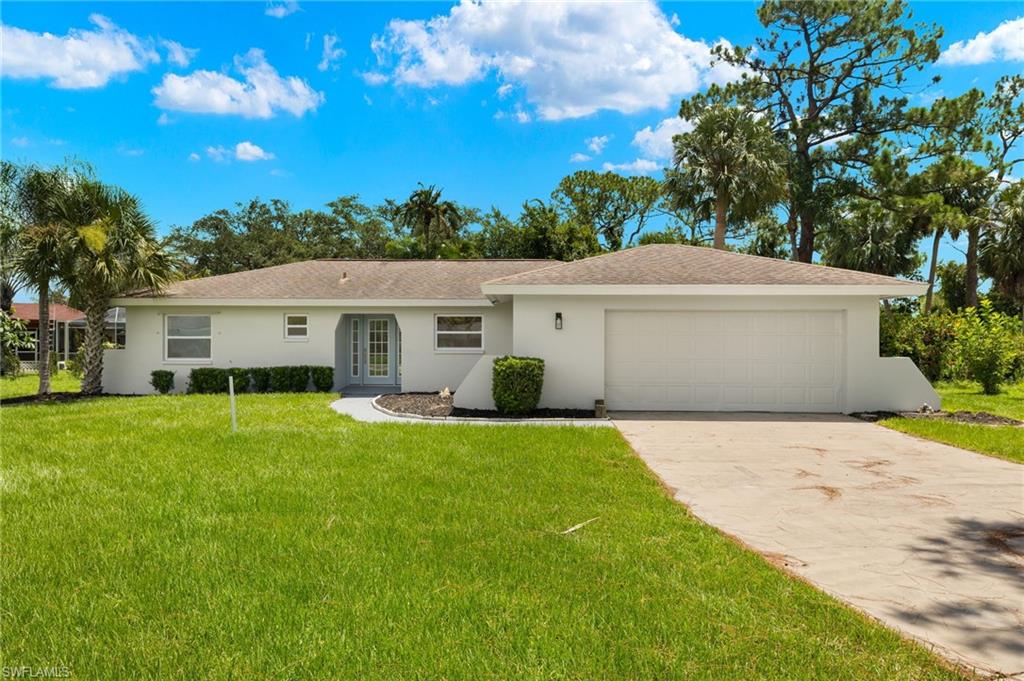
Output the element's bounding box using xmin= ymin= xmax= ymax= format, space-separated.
xmin=555 ymin=312 xmax=563 ymax=330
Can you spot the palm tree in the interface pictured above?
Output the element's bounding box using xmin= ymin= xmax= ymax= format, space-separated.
xmin=9 ymin=165 xmax=77 ymax=394
xmin=981 ymin=184 xmax=1024 ymax=320
xmin=397 ymin=184 xmax=465 ymax=258
xmin=667 ymin=106 xmax=786 ymax=250
xmin=51 ymin=180 xmax=177 ymax=394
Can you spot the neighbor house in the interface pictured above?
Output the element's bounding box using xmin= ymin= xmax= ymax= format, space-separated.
xmin=103 ymin=244 xmax=939 ymax=412
xmin=11 ymin=303 xmax=127 ymax=371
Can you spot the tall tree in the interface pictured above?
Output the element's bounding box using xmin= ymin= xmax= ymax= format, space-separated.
xmin=981 ymin=184 xmax=1024 ymax=319
xmin=666 ymin=105 xmax=786 ymax=249
xmin=819 ymin=199 xmax=926 ymax=277
xmin=551 ymin=171 xmax=661 ymax=251
xmin=683 ymin=0 xmax=942 ymax=261
xmin=397 ymin=184 xmax=465 ymax=259
xmin=52 ymin=180 xmax=177 ymax=394
xmin=9 ymin=165 xmax=78 ymax=394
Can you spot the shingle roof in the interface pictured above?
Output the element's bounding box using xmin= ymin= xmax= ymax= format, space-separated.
xmin=124 ymin=259 xmax=556 ymax=301
xmin=10 ymin=302 xmax=85 ymax=322
xmin=483 ymin=244 xmax=922 ymax=288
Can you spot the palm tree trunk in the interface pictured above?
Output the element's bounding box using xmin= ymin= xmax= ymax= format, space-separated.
xmin=713 ymin=195 xmax=727 ymax=250
xmin=36 ymin=282 xmax=51 ymax=395
xmin=923 ymin=226 xmax=944 ymax=315
xmin=80 ymin=301 xmax=107 ymax=395
xmin=965 ymin=224 xmax=980 ymax=308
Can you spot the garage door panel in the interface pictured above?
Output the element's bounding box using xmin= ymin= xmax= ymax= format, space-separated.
xmin=606 ymin=310 xmax=843 ymax=412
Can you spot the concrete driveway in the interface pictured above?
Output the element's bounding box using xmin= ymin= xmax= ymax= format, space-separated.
xmin=613 ymin=412 xmax=1024 ymax=678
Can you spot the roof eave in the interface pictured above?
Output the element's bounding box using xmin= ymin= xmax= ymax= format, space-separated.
xmin=109 ymin=297 xmax=497 ymax=308
xmin=479 ymin=283 xmax=927 ymax=298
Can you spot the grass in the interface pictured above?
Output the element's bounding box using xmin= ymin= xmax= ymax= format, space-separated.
xmin=882 ymin=382 xmax=1024 ymax=465
xmin=1 ymin=394 xmax=961 ymax=680
xmin=0 ymin=371 xmax=81 ymax=399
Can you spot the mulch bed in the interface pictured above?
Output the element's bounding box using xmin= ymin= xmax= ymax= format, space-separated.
xmin=0 ymin=392 xmax=132 ymax=407
xmin=376 ymin=392 xmax=596 ymax=419
xmin=852 ymin=410 xmax=1023 ymax=427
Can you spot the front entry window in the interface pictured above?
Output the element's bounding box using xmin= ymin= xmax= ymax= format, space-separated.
xmin=350 ymin=318 xmax=360 ymax=378
xmin=165 ymin=315 xmax=211 ymax=360
xmin=368 ymin=318 xmax=390 ymax=377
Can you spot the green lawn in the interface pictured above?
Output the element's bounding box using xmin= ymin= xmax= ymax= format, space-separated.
xmin=0 ymin=371 xmax=82 ymax=399
xmin=882 ymin=382 xmax=1024 ymax=465
xmin=0 ymin=393 xmax=960 ymax=679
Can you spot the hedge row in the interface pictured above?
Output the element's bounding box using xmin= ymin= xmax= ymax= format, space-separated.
xmin=172 ymin=365 xmax=335 ymax=394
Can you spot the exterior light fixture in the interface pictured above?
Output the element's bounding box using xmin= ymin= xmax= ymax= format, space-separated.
xmin=555 ymin=312 xmax=563 ymax=330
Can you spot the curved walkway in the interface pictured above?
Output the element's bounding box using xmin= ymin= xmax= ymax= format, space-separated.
xmin=330 ymin=396 xmax=612 ymax=427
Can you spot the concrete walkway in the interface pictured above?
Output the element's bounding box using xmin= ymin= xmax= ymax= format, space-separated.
xmin=613 ymin=412 xmax=1024 ymax=678
xmin=330 ymin=397 xmax=612 ymax=427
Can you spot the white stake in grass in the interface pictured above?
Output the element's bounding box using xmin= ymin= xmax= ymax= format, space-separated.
xmin=228 ymin=375 xmax=238 ymax=432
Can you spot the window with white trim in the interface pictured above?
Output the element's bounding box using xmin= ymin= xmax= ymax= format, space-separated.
xmin=284 ymin=314 xmax=308 ymax=340
xmin=165 ymin=315 xmax=211 ymax=360
xmin=434 ymin=315 xmax=483 ymax=351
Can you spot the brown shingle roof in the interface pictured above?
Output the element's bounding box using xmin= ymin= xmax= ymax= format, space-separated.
xmin=483 ymin=244 xmax=922 ymax=288
xmin=10 ymin=302 xmax=85 ymax=322
xmin=125 ymin=259 xmax=556 ymax=301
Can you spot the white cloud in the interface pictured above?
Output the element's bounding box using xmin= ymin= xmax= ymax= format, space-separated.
xmin=632 ymin=116 xmax=693 ymax=159
xmin=10 ymin=136 xmax=30 ymax=147
xmin=265 ymin=2 xmax=300 ymax=19
xmin=602 ymin=158 xmax=660 ymax=175
xmin=585 ymin=135 xmax=610 ymax=154
xmin=153 ymin=48 xmax=324 ymax=118
xmin=496 ymin=83 xmax=513 ymax=99
xmin=0 ymin=14 xmax=159 ymax=89
xmin=569 ymin=152 xmax=591 ymax=163
xmin=514 ymin=108 xmax=530 ymax=123
xmin=369 ymin=0 xmax=740 ymax=120
xmin=360 ymin=71 xmax=389 ymax=86
xmin=318 ymin=34 xmax=345 ymax=72
xmin=188 ymin=152 xmax=200 ymax=162
xmin=938 ymin=17 xmax=1024 ymax=65
xmin=304 ymin=33 xmax=313 ymax=51
xmin=235 ymin=141 xmax=274 ymax=161
xmin=206 ymin=146 xmax=229 ymax=162
xmin=160 ymin=39 xmax=197 ymax=68
xmin=157 ymin=112 xmax=171 ymax=125
xmin=363 ymin=93 xmax=373 ymax=106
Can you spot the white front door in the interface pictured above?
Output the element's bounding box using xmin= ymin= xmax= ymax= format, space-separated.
xmin=604 ymin=310 xmax=844 ymax=412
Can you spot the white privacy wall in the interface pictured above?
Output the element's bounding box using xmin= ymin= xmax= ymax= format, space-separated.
xmin=102 ymin=303 xmax=514 ymax=395
xmin=506 ymin=294 xmax=938 ymax=413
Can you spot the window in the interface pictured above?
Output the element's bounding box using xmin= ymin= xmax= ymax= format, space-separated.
xmin=165 ymin=315 xmax=211 ymax=361
xmin=350 ymin=317 xmax=359 ymax=378
xmin=284 ymin=314 xmax=308 ymax=340
xmin=435 ymin=315 xmax=483 ymax=352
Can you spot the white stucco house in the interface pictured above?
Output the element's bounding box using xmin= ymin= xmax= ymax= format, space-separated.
xmin=103 ymin=244 xmax=939 ymax=413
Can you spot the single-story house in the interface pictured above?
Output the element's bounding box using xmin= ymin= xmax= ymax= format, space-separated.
xmin=11 ymin=303 xmax=127 ymax=370
xmin=104 ymin=244 xmax=939 ymax=413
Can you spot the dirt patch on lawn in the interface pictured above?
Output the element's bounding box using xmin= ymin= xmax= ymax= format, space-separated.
xmin=376 ymin=392 xmax=597 ymax=420
xmin=853 ymin=410 xmax=1023 ymax=427
xmin=0 ymin=392 xmax=132 ymax=406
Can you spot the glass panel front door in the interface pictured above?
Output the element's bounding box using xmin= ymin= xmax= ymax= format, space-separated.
xmin=346 ymin=315 xmax=397 ymax=386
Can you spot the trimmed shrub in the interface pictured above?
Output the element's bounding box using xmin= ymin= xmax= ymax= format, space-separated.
xmin=492 ymin=356 xmax=545 ymax=415
xmin=228 ymin=367 xmax=250 ymax=392
xmin=310 ymin=365 xmax=334 ymax=392
xmin=271 ymin=365 xmax=310 ymax=392
xmin=249 ymin=367 xmax=272 ymax=393
xmin=150 ymin=370 xmax=175 ymax=394
xmin=188 ymin=367 xmax=230 ymax=394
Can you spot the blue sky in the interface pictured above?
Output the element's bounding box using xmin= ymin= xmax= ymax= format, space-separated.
xmin=2 ymin=1 xmax=1022 ymax=268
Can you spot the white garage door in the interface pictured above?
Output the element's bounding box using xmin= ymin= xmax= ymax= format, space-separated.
xmin=605 ymin=310 xmax=844 ymax=412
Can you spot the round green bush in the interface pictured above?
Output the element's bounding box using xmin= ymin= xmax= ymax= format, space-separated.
xmin=492 ymin=356 xmax=545 ymax=415
xmin=150 ymin=370 xmax=175 ymax=394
